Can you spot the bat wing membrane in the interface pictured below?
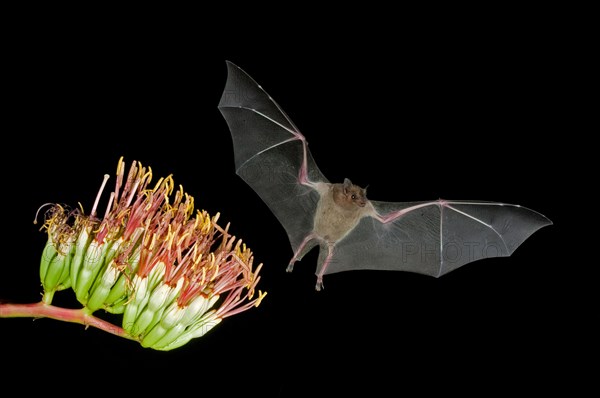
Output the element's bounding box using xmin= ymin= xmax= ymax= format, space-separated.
xmin=218 ymin=61 xmax=328 ymax=252
xmin=218 ymin=61 xmax=553 ymax=286
xmin=322 ymin=200 xmax=552 ymax=277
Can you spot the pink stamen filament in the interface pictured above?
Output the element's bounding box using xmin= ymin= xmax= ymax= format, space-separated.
xmin=91 ymin=174 xmax=110 ymax=218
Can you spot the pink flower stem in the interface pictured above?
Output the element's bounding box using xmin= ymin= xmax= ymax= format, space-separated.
xmin=0 ymin=302 xmax=139 ymax=341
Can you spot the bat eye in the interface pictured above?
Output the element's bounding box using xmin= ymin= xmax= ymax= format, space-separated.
xmin=351 ymin=194 xmax=357 ymax=200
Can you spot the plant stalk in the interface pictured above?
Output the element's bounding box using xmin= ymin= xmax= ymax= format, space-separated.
xmin=0 ymin=302 xmax=138 ymax=341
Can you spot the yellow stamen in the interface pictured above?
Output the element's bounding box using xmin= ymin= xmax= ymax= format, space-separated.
xmin=209 ymin=254 xmax=218 ymax=282
xmin=254 ymin=290 xmax=267 ymax=307
xmin=200 ymin=267 xmax=206 ymax=286
xmin=148 ymin=232 xmax=157 ymax=251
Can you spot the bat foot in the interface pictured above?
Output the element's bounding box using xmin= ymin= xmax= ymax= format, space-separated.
xmin=315 ymin=278 xmax=324 ymax=291
xmin=286 ymin=262 xmax=295 ymax=273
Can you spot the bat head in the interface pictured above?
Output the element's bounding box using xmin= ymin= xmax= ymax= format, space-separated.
xmin=340 ymin=178 xmax=368 ymax=208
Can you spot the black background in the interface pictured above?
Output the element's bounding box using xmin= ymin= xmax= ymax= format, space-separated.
xmin=1 ymin=9 xmax=585 ymax=397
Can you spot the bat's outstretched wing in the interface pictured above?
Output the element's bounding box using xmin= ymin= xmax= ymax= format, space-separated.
xmin=218 ymin=61 xmax=327 ymax=253
xmin=322 ymin=199 xmax=552 ymax=278
xmin=218 ymin=61 xmax=552 ymax=289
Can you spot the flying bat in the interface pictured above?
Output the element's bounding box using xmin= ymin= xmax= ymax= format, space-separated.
xmin=218 ymin=61 xmax=552 ymax=291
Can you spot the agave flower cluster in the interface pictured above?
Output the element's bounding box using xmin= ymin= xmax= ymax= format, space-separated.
xmin=35 ymin=157 xmax=266 ymax=350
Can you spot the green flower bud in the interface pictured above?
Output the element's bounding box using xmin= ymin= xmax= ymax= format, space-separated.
xmin=86 ymin=263 xmax=122 ymax=312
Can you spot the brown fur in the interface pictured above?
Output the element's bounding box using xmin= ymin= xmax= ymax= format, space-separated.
xmin=313 ymin=179 xmax=371 ymax=243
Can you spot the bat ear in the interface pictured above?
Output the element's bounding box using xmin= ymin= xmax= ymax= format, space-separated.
xmin=343 ymin=178 xmax=353 ymax=194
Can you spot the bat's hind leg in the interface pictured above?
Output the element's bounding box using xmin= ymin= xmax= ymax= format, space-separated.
xmin=315 ymin=243 xmax=335 ymax=291
xmin=286 ymin=233 xmax=318 ymax=273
